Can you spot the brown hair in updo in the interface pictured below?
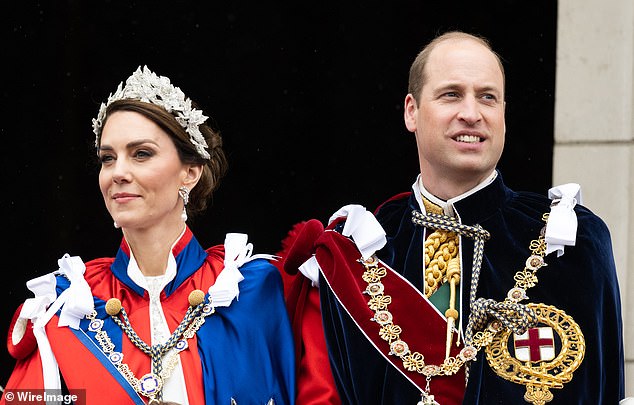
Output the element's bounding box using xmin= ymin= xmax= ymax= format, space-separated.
xmin=96 ymin=99 xmax=228 ymax=216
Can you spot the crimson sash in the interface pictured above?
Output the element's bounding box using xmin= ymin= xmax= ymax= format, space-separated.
xmin=314 ymin=229 xmax=466 ymax=404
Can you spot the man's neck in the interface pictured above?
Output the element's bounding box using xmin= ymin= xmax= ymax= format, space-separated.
xmin=415 ymin=171 xmax=498 ymax=216
xmin=419 ymin=170 xmax=497 ymax=201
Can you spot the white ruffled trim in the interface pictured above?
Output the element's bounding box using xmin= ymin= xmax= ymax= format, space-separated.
xmin=546 ymin=183 xmax=581 ymax=257
xmin=209 ymin=233 xmax=277 ymax=307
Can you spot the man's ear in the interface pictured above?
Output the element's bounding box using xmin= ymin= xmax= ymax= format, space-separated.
xmin=404 ymin=94 xmax=418 ymax=133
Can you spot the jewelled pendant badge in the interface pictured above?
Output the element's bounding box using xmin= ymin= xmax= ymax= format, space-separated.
xmin=363 ymin=211 xmax=586 ymax=404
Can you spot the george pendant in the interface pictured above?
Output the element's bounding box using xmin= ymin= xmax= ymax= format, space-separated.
xmin=485 ymin=303 xmax=585 ymax=405
xmin=418 ymin=391 xmax=440 ymax=405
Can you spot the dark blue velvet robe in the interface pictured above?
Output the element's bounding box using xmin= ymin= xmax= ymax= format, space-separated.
xmin=319 ymin=173 xmax=624 ymax=404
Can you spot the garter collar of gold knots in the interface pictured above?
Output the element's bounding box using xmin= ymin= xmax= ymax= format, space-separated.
xmin=357 ymin=211 xmax=581 ymax=402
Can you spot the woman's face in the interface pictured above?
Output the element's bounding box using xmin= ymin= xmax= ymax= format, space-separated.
xmin=98 ymin=110 xmax=196 ymax=232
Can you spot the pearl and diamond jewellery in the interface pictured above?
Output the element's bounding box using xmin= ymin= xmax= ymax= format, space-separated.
xmin=92 ymin=65 xmax=211 ymax=160
xmin=178 ymin=186 xmax=189 ymax=222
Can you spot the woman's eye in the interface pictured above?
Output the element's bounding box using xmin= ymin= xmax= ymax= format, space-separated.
xmin=134 ymin=149 xmax=153 ymax=158
xmin=99 ymin=154 xmax=114 ymax=164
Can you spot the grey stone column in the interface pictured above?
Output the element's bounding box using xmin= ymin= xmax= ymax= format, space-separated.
xmin=554 ymin=0 xmax=634 ymax=396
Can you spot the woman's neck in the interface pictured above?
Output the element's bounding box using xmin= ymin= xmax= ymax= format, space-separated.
xmin=123 ymin=224 xmax=186 ymax=276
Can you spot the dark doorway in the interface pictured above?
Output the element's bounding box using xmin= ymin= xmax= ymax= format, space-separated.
xmin=1 ymin=1 xmax=556 ymax=386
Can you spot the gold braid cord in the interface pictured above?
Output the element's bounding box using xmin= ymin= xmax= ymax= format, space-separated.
xmin=420 ymin=198 xmax=462 ymax=360
xmin=422 ymin=198 xmax=458 ymax=297
xmin=424 ymin=230 xmax=459 ymax=297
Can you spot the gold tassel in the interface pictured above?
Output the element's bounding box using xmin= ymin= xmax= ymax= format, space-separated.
xmin=445 ymin=258 xmax=460 ymax=358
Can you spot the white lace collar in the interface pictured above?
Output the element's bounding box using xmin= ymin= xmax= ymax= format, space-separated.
xmin=126 ymin=228 xmax=185 ymax=293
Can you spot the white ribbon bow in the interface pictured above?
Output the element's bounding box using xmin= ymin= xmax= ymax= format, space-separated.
xmin=328 ymin=204 xmax=387 ymax=260
xmin=545 ymin=183 xmax=582 ymax=257
xmin=53 ymin=255 xmax=95 ymax=329
xmin=298 ymin=205 xmax=387 ymax=288
xmin=16 ymin=254 xmax=94 ymax=402
xmin=209 ymin=233 xmax=276 ymax=307
xmin=17 ymin=273 xmax=60 ymax=395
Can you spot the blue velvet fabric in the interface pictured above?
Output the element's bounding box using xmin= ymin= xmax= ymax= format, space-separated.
xmin=319 ymin=172 xmax=624 ymax=404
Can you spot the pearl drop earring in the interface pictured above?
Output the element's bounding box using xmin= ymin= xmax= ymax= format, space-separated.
xmin=178 ymin=186 xmax=190 ymax=222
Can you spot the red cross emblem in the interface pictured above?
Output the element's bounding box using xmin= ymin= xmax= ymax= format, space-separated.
xmin=513 ymin=326 xmax=555 ymax=362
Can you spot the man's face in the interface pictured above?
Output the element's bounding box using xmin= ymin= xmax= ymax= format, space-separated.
xmin=404 ymin=38 xmax=506 ymax=199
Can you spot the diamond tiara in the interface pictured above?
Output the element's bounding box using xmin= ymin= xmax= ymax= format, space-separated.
xmin=92 ymin=65 xmax=211 ymax=160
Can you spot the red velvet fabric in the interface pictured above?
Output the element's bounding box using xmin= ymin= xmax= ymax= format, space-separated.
xmin=6 ymin=304 xmax=37 ymax=360
xmin=275 ymin=220 xmax=341 ymax=405
xmin=312 ymin=230 xmax=466 ymax=404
